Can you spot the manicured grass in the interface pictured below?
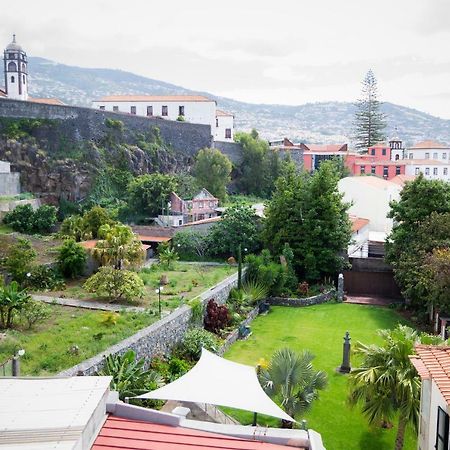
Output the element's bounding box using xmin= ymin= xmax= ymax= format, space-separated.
xmin=0 ymin=224 xmax=13 ymax=234
xmin=224 ymin=303 xmax=416 ymax=450
xmin=45 ymin=263 xmax=236 ymax=312
xmin=0 ymin=305 xmax=157 ymax=375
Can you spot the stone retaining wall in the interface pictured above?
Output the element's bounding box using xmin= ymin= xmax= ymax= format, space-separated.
xmin=268 ymin=288 xmax=336 ymax=307
xmin=58 ymin=270 xmax=242 ymax=376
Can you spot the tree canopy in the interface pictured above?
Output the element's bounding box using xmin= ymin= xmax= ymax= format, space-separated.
xmin=353 ymin=70 xmax=387 ymax=150
xmin=193 ymin=148 xmax=232 ymax=202
xmin=264 ymin=161 xmax=351 ymax=281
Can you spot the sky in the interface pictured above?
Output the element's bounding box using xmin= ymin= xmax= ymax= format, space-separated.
xmin=1 ymin=0 xmax=449 ymax=118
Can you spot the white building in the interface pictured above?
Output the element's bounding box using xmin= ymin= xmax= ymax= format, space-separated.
xmin=348 ymin=216 xmax=370 ymax=258
xmin=92 ymin=95 xmax=234 ymax=142
xmin=2 ymin=34 xmax=28 ymax=101
xmin=410 ymin=345 xmax=450 ymax=450
xmin=338 ymin=176 xmax=402 ymax=238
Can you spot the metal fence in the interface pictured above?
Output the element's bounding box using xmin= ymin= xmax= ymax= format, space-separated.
xmin=0 ymin=358 xmax=12 ymax=376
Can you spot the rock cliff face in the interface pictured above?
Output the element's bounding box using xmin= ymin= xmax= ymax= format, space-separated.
xmin=0 ymin=114 xmax=201 ymax=203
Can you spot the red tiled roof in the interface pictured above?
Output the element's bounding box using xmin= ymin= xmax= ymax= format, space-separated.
xmin=350 ymin=216 xmax=369 ymax=232
xmin=97 ymin=95 xmax=213 ymax=103
xmin=138 ymin=235 xmax=172 ymax=243
xmin=29 ymin=97 xmax=65 ymax=105
xmin=181 ymin=216 xmax=221 ymax=226
xmin=0 ymin=89 xmax=6 ymax=97
xmin=216 ymin=109 xmax=234 ymax=117
xmin=303 ymin=144 xmax=347 ymax=152
xmin=92 ymin=416 xmax=297 ymax=450
xmin=411 ymin=345 xmax=450 ymax=405
xmin=80 ymin=239 xmax=154 ymax=250
xmin=390 ymin=175 xmax=416 ymax=186
xmin=410 ymin=140 xmax=448 ymax=149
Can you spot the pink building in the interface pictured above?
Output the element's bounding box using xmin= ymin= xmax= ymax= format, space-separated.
xmin=170 ymin=188 xmax=219 ymax=223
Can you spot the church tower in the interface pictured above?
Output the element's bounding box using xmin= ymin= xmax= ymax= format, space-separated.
xmin=3 ymin=34 xmax=28 ymax=101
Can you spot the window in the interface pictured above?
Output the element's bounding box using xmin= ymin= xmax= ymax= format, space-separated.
xmin=371 ymin=166 xmax=376 ymax=174
xmin=433 ymin=153 xmax=438 ymax=159
xmin=225 ymin=128 xmax=232 ymax=139
xmin=415 ymin=167 xmax=420 ymax=175
xmin=130 ymin=106 xmax=136 ymax=115
xmin=147 ymin=106 xmax=153 ymax=116
xmin=371 ymin=149 xmax=375 ymax=156
xmin=444 ymin=168 xmax=448 ymax=176
xmin=395 ymin=166 xmax=401 ymax=175
xmin=433 ymin=168 xmax=438 ymax=175
xmin=383 ymin=166 xmax=389 ymax=178
xmin=425 ymin=153 xmax=430 ymax=159
xmin=409 ymin=153 xmax=413 ymax=159
xmin=162 ymin=105 xmax=168 ymax=116
xmin=8 ymin=53 xmax=14 ymax=59
xmin=99 ymin=106 xmax=105 ymax=110
xmin=395 ymin=154 xmax=399 ymax=160
xmin=443 ymin=153 xmax=447 ymax=160
xmin=10 ymin=76 xmax=15 ymax=83
xmin=216 ymin=118 xmax=219 ymax=127
xmin=7 ymin=61 xmax=16 ymax=71
xmin=198 ymin=202 xmax=203 ymax=209
xmin=113 ymin=106 xmax=119 ymax=112
xmin=425 ymin=167 xmax=430 ymax=175
xmin=436 ymin=407 xmax=449 ymax=450
xmin=178 ymin=105 xmax=184 ymax=116
xmin=360 ymin=166 xmax=365 ymax=174
xmin=382 ymin=148 xmax=386 ymax=156
xmin=22 ymin=75 xmax=25 ymax=83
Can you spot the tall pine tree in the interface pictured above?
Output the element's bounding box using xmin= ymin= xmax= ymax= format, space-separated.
xmin=354 ymin=70 xmax=387 ymax=150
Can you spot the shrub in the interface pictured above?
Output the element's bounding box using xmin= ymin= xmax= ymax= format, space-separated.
xmin=172 ymin=229 xmax=210 ymax=259
xmin=57 ymin=239 xmax=87 ymax=278
xmin=167 ymin=357 xmax=191 ymax=382
xmin=100 ymin=311 xmax=120 ymax=326
xmin=24 ymin=265 xmax=64 ymax=291
xmin=3 ymin=204 xmax=57 ymax=234
xmin=84 ymin=267 xmax=144 ymax=302
xmin=0 ymin=281 xmax=31 ymax=329
xmin=204 ymin=299 xmax=231 ymax=334
xmin=158 ymin=243 xmax=179 ymax=270
xmin=298 ymin=281 xmax=309 ymax=296
xmin=4 ymin=238 xmax=36 ymax=284
xmin=180 ymin=328 xmax=221 ymax=360
xmin=189 ymin=298 xmax=204 ymax=326
xmin=19 ymin=300 xmax=51 ymax=329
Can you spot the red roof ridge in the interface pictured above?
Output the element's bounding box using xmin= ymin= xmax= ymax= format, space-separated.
xmin=96 ymin=95 xmax=213 ymax=103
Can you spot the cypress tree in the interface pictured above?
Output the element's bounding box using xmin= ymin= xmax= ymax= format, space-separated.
xmin=353 ymin=70 xmax=387 ymax=150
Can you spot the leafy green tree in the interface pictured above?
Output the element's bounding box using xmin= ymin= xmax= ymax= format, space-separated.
xmin=385 ymin=175 xmax=450 ymax=308
xmin=0 ymin=281 xmax=31 ymax=329
xmin=127 ymin=173 xmax=177 ymax=217
xmin=84 ymin=267 xmax=144 ymax=303
xmin=234 ymin=130 xmax=280 ymax=197
xmin=32 ymin=205 xmax=58 ymax=233
xmin=174 ymin=173 xmax=199 ymax=199
xmin=259 ymin=348 xmax=327 ymax=428
xmin=193 ymin=148 xmax=232 ymax=202
xmin=59 ymin=215 xmax=89 ymax=242
xmin=424 ymin=248 xmax=450 ymax=312
xmin=57 ymin=239 xmax=88 ymax=278
xmin=4 ymin=238 xmax=36 ymax=283
xmin=92 ymin=224 xmax=144 ymax=270
xmin=172 ymin=229 xmax=210 ymax=259
xmin=158 ymin=244 xmax=179 ymax=270
xmin=3 ymin=204 xmax=57 ymax=234
xmin=348 ymin=325 xmax=443 ymax=450
xmin=264 ymin=161 xmax=351 ymax=281
xmin=82 ymin=206 xmax=115 ymax=239
xmin=353 ymin=70 xmax=387 ymax=150
xmin=208 ymin=204 xmax=260 ymax=257
xmin=98 ymin=349 xmax=164 ymax=400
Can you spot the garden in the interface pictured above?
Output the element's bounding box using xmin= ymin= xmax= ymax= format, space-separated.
xmin=223 ymin=303 xmax=417 ymax=450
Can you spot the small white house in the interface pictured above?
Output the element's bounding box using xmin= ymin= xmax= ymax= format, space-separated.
xmin=348 ymin=216 xmax=370 ymax=258
xmin=410 ymin=345 xmax=450 ymax=450
xmin=92 ymin=95 xmax=234 ymax=142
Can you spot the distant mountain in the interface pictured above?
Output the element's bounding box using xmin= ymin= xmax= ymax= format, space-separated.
xmin=26 ymin=57 xmax=450 ymax=146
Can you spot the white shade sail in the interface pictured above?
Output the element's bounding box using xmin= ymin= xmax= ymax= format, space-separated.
xmin=137 ymin=348 xmax=294 ymax=422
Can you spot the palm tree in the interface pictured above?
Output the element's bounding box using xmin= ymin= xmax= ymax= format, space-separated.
xmin=0 ymin=281 xmax=31 ymax=329
xmin=259 ymin=347 xmax=328 ymax=428
xmin=348 ymin=325 xmax=444 ymax=450
xmin=98 ymin=349 xmax=164 ymax=400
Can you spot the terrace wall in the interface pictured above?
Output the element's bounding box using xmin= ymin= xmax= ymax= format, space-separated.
xmin=268 ymin=288 xmax=336 ymax=307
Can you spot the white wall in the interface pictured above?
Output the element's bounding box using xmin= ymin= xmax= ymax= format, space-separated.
xmin=338 ymin=177 xmax=401 ymax=236
xmin=215 ymin=115 xmax=234 ymax=142
xmin=407 ymin=148 xmax=449 ymax=161
xmin=348 ymin=224 xmax=369 ymax=258
xmin=405 ymin=163 xmax=450 ymax=181
xmin=92 ymin=100 xmax=216 ymax=130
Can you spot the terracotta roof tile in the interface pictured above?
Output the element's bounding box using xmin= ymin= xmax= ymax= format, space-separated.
xmin=216 ymin=109 xmax=234 ymax=117
xmin=29 ymin=97 xmax=65 ymax=105
xmin=410 ymin=140 xmax=448 ymax=149
xmin=350 ymin=216 xmax=370 ymax=232
xmin=92 ymin=416 xmax=300 ymax=450
xmin=411 ymin=345 xmax=450 ymax=405
xmin=97 ymin=95 xmax=213 ymax=103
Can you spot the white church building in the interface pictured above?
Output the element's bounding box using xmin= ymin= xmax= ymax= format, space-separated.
xmin=92 ymin=95 xmax=235 ymax=142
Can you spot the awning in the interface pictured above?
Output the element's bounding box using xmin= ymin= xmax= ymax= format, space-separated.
xmin=137 ymin=348 xmax=294 ymax=422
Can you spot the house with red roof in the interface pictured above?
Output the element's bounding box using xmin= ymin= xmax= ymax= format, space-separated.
xmin=410 ymin=345 xmax=450 ymax=450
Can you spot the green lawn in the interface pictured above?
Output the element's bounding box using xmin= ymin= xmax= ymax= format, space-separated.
xmin=0 ymin=305 xmax=157 ymax=375
xmin=45 ymin=263 xmax=236 ymax=312
xmin=224 ymin=303 xmax=417 ymax=450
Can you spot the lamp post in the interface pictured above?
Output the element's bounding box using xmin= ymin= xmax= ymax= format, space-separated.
xmin=155 ymin=285 xmax=163 ymax=317
xmin=252 ymin=363 xmax=261 ymax=426
xmin=12 ymin=349 xmax=25 ymax=377
xmin=237 ymin=245 xmax=248 ymax=291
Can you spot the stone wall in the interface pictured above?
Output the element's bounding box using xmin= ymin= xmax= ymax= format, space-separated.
xmin=268 ymin=288 xmax=336 ymax=307
xmin=0 ymin=98 xmax=213 ymax=157
xmin=58 ymin=271 xmax=241 ymax=376
xmin=213 ymin=141 xmax=243 ymax=163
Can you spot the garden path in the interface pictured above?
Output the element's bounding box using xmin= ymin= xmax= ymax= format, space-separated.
xmin=344 ymin=295 xmax=396 ymax=306
xmin=32 ymin=294 xmax=146 ymax=312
